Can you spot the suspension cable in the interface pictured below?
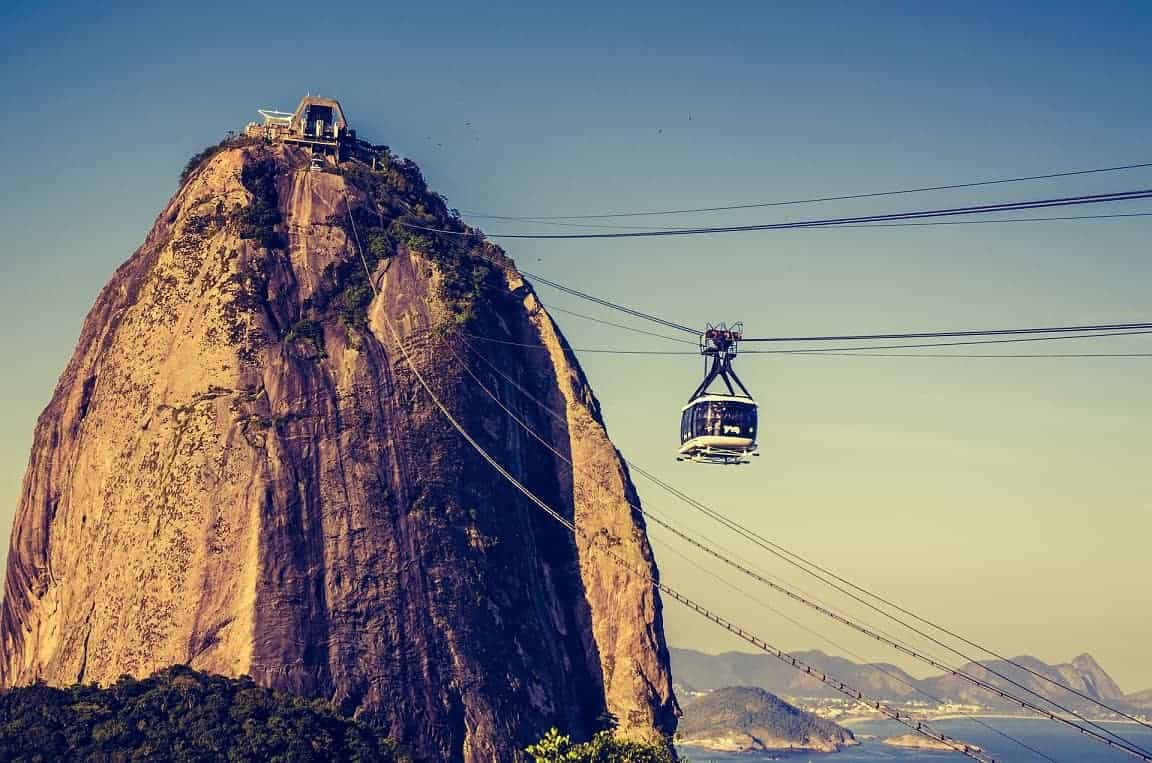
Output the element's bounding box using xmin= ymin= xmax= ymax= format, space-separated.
xmin=519 ymin=270 xmax=1152 ymax=345
xmin=458 ymin=160 xmax=1152 ymax=220
xmin=454 ymin=339 xmax=1059 ymax=762
xmin=451 ymin=211 xmax=1152 ymax=232
xmin=627 ymin=462 xmax=1152 ymax=737
xmin=519 ymin=271 xmax=698 ymax=334
xmin=407 ymin=188 xmax=1152 ymax=239
xmin=544 ymin=304 xmax=698 ymax=345
xmin=453 ymin=333 xmax=1151 ymax=760
xmin=343 ymin=190 xmax=998 ymax=762
xmin=461 ymin=329 xmax=1152 ymax=356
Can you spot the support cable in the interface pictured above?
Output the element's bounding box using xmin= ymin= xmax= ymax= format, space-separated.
xmin=461 ymin=329 xmax=1152 ymax=356
xmin=459 ymin=161 xmax=1152 ymax=221
xmin=343 ymin=190 xmax=997 ymax=763
xmin=520 ymin=270 xmax=1152 ymax=345
xmin=519 ymin=271 xmax=698 ymax=334
xmin=453 ymin=334 xmax=1150 ymax=760
xmin=544 ymin=304 xmax=698 ymax=345
xmin=406 ymin=188 xmax=1152 ymax=239
xmin=452 ymin=211 xmax=1152 ymax=232
xmin=454 ymin=339 xmax=1058 ymax=762
xmin=629 ymin=462 xmax=1152 ymax=739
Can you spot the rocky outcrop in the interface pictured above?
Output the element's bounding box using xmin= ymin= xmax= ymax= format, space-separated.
xmin=883 ymin=733 xmax=982 ymax=752
xmin=676 ymin=686 xmax=855 ymax=753
xmin=0 ymin=142 xmax=677 ymax=761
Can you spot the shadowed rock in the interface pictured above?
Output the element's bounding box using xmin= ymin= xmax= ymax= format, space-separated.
xmin=0 ymin=142 xmax=677 ymax=761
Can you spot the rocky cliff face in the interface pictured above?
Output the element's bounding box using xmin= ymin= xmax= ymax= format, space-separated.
xmin=0 ymin=142 xmax=678 ymax=761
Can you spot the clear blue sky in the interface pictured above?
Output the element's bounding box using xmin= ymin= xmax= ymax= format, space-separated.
xmin=2 ymin=1 xmax=1150 ymax=691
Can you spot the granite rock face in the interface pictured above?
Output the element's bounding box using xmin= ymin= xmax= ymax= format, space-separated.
xmin=0 ymin=143 xmax=677 ymax=761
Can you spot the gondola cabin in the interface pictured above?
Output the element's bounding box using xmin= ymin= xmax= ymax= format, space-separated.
xmin=679 ymin=395 xmax=758 ymax=464
xmin=678 ymin=322 xmax=759 ymax=465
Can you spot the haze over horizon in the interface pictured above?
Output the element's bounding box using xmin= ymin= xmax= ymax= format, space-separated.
xmin=1 ymin=1 xmax=1149 ymax=691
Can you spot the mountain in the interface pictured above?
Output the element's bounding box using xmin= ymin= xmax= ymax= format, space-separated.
xmin=670 ymin=648 xmax=922 ymax=700
xmin=677 ymin=686 xmax=856 ymax=753
xmin=0 ymin=131 xmax=677 ymax=761
xmin=1127 ymin=689 xmax=1152 ymax=709
xmin=671 ymin=648 xmax=1137 ymax=716
xmin=919 ymin=652 xmax=1127 ymax=711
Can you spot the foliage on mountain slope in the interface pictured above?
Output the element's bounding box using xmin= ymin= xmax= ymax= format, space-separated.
xmin=0 ymin=666 xmax=406 ymax=762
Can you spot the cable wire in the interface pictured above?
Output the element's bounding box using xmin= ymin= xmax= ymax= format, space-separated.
xmin=521 ymin=270 xmax=1152 ymax=344
xmin=456 ymin=211 xmax=1152 ymax=232
xmin=455 ymin=333 xmax=1150 ymax=759
xmin=408 ymin=188 xmax=1152 ymax=239
xmin=459 ymin=160 xmax=1152 ymax=220
xmin=824 ymin=211 xmax=1152 ymax=229
xmin=520 ymin=270 xmax=698 ymax=334
xmin=629 ymin=463 xmax=1152 ymax=739
xmin=741 ymin=323 xmax=1152 ymax=343
xmin=543 ymin=304 xmax=698 ymax=345
xmin=461 ymin=328 xmax=1152 ymax=356
xmin=456 ymin=338 xmax=1059 ymax=762
xmin=343 ymin=190 xmax=998 ymax=763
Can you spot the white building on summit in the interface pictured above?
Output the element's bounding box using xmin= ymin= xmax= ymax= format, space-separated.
xmin=245 ymin=95 xmax=364 ymax=162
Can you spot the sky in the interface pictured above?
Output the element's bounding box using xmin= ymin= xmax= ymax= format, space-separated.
xmin=1 ymin=1 xmax=1150 ymax=692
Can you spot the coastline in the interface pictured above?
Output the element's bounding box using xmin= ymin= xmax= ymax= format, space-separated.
xmin=841 ymin=713 xmax=1150 ymax=725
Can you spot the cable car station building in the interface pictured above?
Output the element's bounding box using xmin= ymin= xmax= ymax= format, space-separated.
xmin=245 ymin=95 xmax=370 ymax=162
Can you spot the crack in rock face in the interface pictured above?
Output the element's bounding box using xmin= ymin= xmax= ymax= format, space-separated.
xmin=0 ymin=143 xmax=678 ymax=761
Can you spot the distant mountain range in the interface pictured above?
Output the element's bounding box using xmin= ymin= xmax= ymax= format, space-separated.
xmin=670 ymin=648 xmax=1150 ymax=717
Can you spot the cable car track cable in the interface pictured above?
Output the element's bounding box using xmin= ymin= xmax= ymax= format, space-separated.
xmin=407 ymin=188 xmax=1152 ymax=239
xmin=454 ymin=339 xmax=1063 ymax=760
xmin=627 ymin=461 xmax=1152 ymax=737
xmin=740 ymin=324 xmax=1152 ymax=344
xmin=458 ymin=211 xmax=1152 ymax=232
xmin=440 ymin=338 xmax=1009 ymax=763
xmin=520 ymin=271 xmax=698 ymax=334
xmin=641 ymin=523 xmax=1062 ymax=762
xmin=453 ymin=336 xmax=1152 ymax=759
xmin=543 ymin=304 xmax=699 ymax=344
xmin=342 ymin=192 xmax=998 ymax=763
xmin=519 ymin=271 xmax=1152 ymax=344
xmin=458 ymin=160 xmax=1152 ymax=220
xmin=460 ymin=329 xmax=1152 ymax=356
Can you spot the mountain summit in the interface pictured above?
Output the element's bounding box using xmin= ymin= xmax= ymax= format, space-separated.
xmin=0 ymin=112 xmax=677 ymax=760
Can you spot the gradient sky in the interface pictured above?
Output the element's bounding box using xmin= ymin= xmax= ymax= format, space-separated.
xmin=2 ymin=1 xmax=1150 ymax=691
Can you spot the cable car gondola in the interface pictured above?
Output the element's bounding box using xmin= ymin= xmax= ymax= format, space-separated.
xmin=678 ymin=323 xmax=759 ymax=465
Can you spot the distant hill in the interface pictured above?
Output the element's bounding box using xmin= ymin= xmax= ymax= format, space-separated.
xmin=1125 ymin=689 xmax=1152 ymax=709
xmin=670 ymin=648 xmax=1140 ymax=717
xmin=919 ymin=652 xmax=1127 ymax=711
xmin=677 ymin=686 xmax=856 ymax=753
xmin=670 ymin=648 xmax=921 ymax=699
xmin=0 ymin=666 xmax=405 ymax=761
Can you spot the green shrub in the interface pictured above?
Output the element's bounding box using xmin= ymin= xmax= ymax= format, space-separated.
xmin=235 ymin=158 xmax=286 ymax=250
xmin=0 ymin=666 xmax=406 ymax=762
xmin=527 ymin=728 xmax=675 ymax=763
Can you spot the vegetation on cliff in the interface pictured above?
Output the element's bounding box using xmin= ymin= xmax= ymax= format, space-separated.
xmin=526 ymin=727 xmax=675 ymax=762
xmin=336 ymin=145 xmax=505 ymax=327
xmin=0 ymin=666 xmax=406 ymax=762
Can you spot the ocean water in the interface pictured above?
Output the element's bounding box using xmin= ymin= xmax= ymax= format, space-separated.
xmin=678 ymin=718 xmax=1152 ymax=762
